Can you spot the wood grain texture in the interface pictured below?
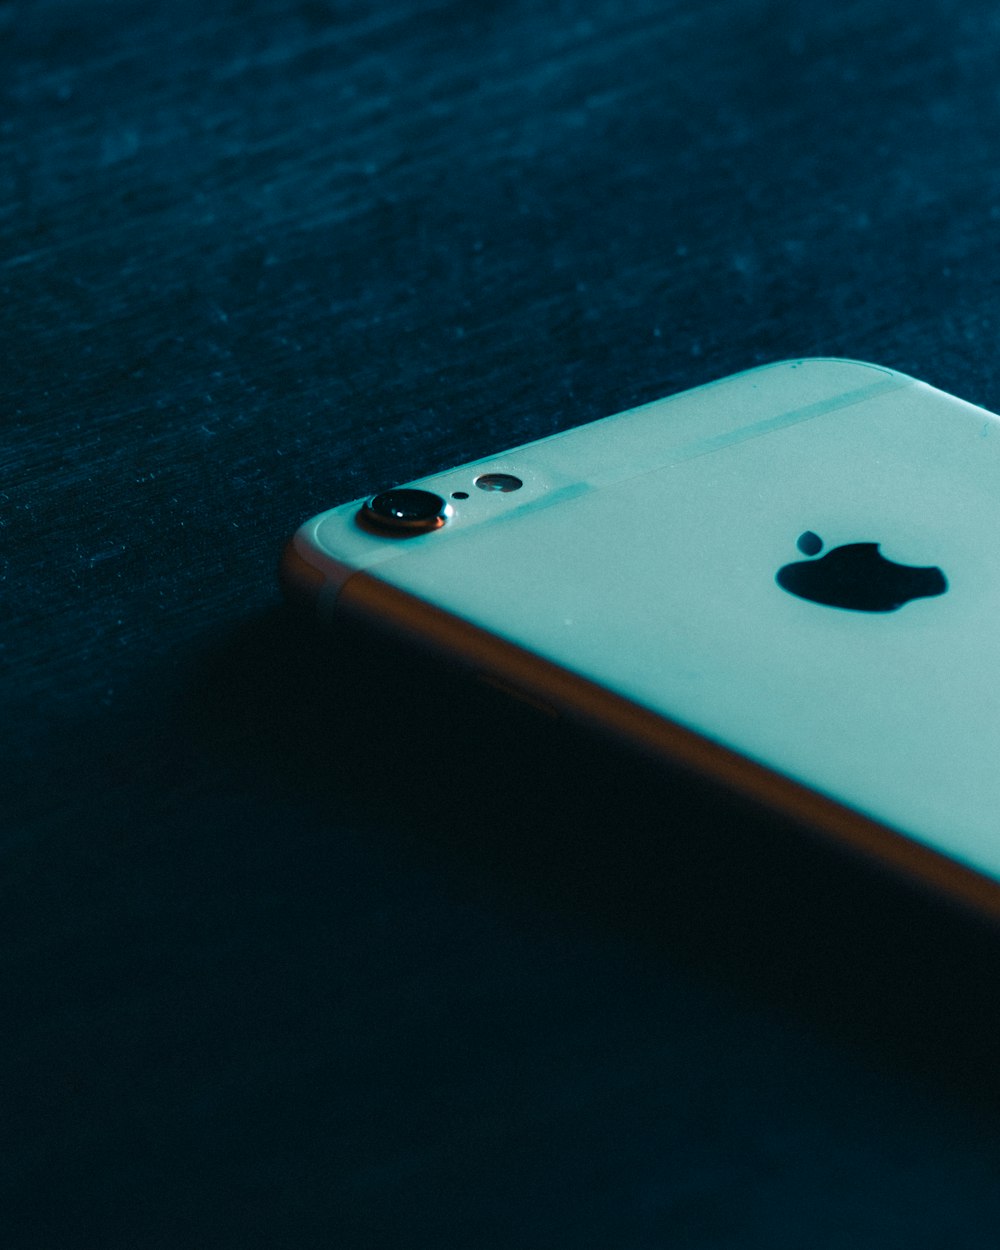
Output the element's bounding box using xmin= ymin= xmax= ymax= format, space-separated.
xmin=6 ymin=0 xmax=1000 ymax=1243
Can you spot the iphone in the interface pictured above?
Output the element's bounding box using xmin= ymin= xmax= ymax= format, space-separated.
xmin=281 ymin=359 xmax=1000 ymax=920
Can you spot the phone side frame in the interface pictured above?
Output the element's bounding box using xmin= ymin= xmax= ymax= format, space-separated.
xmin=298 ymin=562 xmax=1000 ymax=926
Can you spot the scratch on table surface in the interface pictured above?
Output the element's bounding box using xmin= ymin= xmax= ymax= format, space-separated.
xmin=87 ymin=546 xmax=126 ymax=566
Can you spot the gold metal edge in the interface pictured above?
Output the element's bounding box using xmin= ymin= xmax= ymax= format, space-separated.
xmin=337 ymin=568 xmax=1000 ymax=926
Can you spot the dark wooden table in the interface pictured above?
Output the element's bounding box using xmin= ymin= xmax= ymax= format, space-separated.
xmin=8 ymin=1 xmax=1000 ymax=1243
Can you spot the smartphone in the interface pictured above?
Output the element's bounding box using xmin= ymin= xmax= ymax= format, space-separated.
xmin=281 ymin=358 xmax=1000 ymax=921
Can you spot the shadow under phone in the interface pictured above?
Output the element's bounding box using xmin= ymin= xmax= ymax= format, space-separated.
xmin=185 ymin=602 xmax=1000 ymax=1115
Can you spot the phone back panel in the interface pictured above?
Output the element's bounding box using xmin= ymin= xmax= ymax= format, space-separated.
xmin=292 ymin=361 xmax=1000 ymax=886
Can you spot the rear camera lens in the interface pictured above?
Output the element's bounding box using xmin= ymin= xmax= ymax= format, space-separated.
xmin=475 ymin=473 xmax=523 ymax=493
xmin=359 ymin=488 xmax=450 ymax=535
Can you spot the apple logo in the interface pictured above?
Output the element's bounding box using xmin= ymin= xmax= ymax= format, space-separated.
xmin=776 ymin=531 xmax=948 ymax=612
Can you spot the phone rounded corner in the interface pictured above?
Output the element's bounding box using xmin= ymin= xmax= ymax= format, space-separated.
xmin=775 ymin=357 xmax=925 ymax=385
xmin=765 ymin=356 xmax=914 ymax=383
xmin=278 ymin=533 xmax=325 ymax=611
xmin=278 ymin=523 xmax=356 ymax=617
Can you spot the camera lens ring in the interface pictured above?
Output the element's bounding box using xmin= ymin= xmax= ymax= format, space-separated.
xmin=359 ymin=488 xmax=450 ymax=536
